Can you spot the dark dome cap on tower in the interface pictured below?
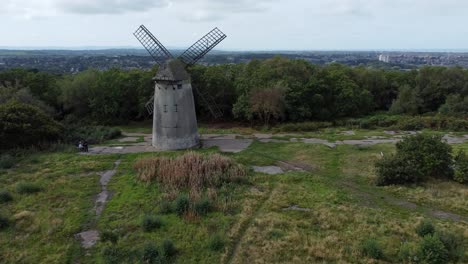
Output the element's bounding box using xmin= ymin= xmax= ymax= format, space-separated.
xmin=153 ymin=59 xmax=190 ymax=82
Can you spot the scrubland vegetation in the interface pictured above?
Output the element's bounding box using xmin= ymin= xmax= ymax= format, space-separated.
xmin=1 ymin=58 xmax=467 ymax=263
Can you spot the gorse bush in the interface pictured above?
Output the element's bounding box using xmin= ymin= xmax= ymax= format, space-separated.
xmin=134 ymin=152 xmax=246 ymax=192
xmin=360 ymin=238 xmax=384 ymax=260
xmin=375 ymin=134 xmax=454 ymax=185
xmin=438 ymin=231 xmax=464 ymax=262
xmin=417 ymin=234 xmax=449 ymax=264
xmin=375 ymin=154 xmax=423 ymax=185
xmin=416 ymin=220 xmax=435 ymax=237
xmin=0 ymin=190 xmax=13 ymax=203
xmin=16 ymin=182 xmax=42 ymax=194
xmin=141 ymin=215 xmax=162 ymax=232
xmin=0 ymin=154 xmax=15 ymax=169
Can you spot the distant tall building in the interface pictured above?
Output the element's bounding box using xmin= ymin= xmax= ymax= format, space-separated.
xmin=379 ymin=54 xmax=390 ymax=63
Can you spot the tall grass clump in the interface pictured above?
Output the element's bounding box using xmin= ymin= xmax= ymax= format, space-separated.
xmin=0 ymin=214 xmax=10 ymax=230
xmin=360 ymin=238 xmax=384 ymax=260
xmin=16 ymin=182 xmax=42 ymax=194
xmin=0 ymin=154 xmax=15 ymax=169
xmin=0 ymin=190 xmax=13 ymax=203
xmin=141 ymin=215 xmax=162 ymax=232
xmin=134 ymin=152 xmax=246 ymax=192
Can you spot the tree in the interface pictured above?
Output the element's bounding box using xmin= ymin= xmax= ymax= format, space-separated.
xmin=0 ymin=101 xmax=63 ymax=149
xmin=390 ymin=84 xmax=422 ymax=115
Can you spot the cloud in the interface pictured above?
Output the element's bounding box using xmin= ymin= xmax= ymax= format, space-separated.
xmin=56 ymin=0 xmax=169 ymax=14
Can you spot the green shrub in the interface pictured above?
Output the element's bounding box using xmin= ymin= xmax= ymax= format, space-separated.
xmin=141 ymin=215 xmax=162 ymax=232
xmin=159 ymin=200 xmax=173 ymax=214
xmin=375 ymin=134 xmax=454 ymax=185
xmin=100 ymin=230 xmax=119 ymax=244
xmin=398 ymin=242 xmax=416 ymax=263
xmin=208 ymin=234 xmax=225 ymax=251
xmin=360 ymin=238 xmax=384 ymax=260
xmin=416 ymin=220 xmax=435 ymax=237
xmin=194 ymin=197 xmax=212 ymax=216
xmin=438 ymin=231 xmax=463 ymax=262
xmin=141 ymin=242 xmax=161 ymax=264
xmin=174 ymin=195 xmax=190 ymax=217
xmin=64 ymin=126 xmax=122 ymax=144
xmin=0 ymin=101 xmax=63 ymax=150
xmin=0 ymin=190 xmax=13 ymax=203
xmin=16 ymin=182 xmax=42 ymax=194
xmin=454 ymin=150 xmax=468 ymax=184
xmin=161 ymin=239 xmax=177 ymax=258
xmin=101 ymin=246 xmax=122 ymax=264
xmin=0 ymin=214 xmax=10 ymax=230
xmin=375 ymin=154 xmax=423 ymax=185
xmin=417 ymin=234 xmax=449 ymax=264
xmin=0 ymin=154 xmax=15 ymax=169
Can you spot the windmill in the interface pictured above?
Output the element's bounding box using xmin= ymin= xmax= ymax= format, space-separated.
xmin=134 ymin=25 xmax=227 ymax=150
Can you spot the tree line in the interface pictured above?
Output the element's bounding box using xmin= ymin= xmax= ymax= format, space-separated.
xmin=1 ymin=56 xmax=467 ymax=127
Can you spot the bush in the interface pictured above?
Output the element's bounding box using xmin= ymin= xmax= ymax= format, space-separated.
xmin=161 ymin=239 xmax=177 ymax=258
xmin=375 ymin=154 xmax=423 ymax=185
xmin=454 ymin=150 xmax=468 ymax=184
xmin=360 ymin=239 xmax=384 ymax=260
xmin=0 ymin=154 xmax=15 ymax=169
xmin=141 ymin=215 xmax=162 ymax=232
xmin=208 ymin=234 xmax=225 ymax=251
xmin=416 ymin=220 xmax=435 ymax=237
xmin=0 ymin=214 xmax=10 ymax=230
xmin=64 ymin=126 xmax=122 ymax=145
xmin=398 ymin=242 xmax=416 ymax=263
xmin=174 ymin=195 xmax=190 ymax=217
xmin=159 ymin=200 xmax=173 ymax=214
xmin=0 ymin=190 xmax=13 ymax=203
xmin=101 ymin=230 xmax=119 ymax=244
xmin=438 ymin=231 xmax=463 ymax=262
xmin=194 ymin=197 xmax=212 ymax=216
xmin=101 ymin=246 xmax=122 ymax=264
xmin=0 ymin=101 xmax=63 ymax=150
xmin=16 ymin=182 xmax=42 ymax=194
xmin=417 ymin=235 xmax=449 ymax=264
xmin=375 ymin=134 xmax=454 ymax=185
xmin=141 ymin=242 xmax=161 ymax=264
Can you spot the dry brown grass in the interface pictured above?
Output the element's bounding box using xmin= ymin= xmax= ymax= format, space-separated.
xmin=134 ymin=152 xmax=246 ymax=193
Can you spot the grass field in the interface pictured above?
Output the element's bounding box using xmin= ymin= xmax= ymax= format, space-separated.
xmin=1 ymin=128 xmax=467 ymax=263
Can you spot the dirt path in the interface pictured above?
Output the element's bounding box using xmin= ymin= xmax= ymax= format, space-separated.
xmin=75 ymin=159 xmax=121 ymax=249
xmin=224 ymin=184 xmax=277 ymax=264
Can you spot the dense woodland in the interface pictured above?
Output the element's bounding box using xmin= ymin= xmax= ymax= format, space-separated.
xmin=1 ymin=56 xmax=468 ymax=148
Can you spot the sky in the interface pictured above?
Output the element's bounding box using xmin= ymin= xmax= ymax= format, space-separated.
xmin=1 ymin=0 xmax=468 ymax=51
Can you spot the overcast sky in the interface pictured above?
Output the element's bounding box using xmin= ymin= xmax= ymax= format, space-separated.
xmin=1 ymin=0 xmax=467 ymax=50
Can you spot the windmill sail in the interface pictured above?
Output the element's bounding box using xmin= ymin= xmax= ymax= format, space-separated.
xmin=134 ymin=25 xmax=173 ymax=65
xmin=179 ymin=28 xmax=227 ymax=66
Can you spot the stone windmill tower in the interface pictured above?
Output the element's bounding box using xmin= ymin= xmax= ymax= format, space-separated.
xmin=134 ymin=25 xmax=227 ymax=150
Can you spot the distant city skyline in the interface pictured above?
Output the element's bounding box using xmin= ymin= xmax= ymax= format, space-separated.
xmin=1 ymin=0 xmax=468 ymax=50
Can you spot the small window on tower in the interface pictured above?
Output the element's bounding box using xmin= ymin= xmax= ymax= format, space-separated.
xmin=174 ymin=104 xmax=178 ymax=112
xmin=177 ymin=84 xmax=182 ymax=89
xmin=163 ymin=105 xmax=167 ymax=113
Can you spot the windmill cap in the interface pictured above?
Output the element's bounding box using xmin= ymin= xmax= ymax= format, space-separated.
xmin=153 ymin=59 xmax=190 ymax=82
